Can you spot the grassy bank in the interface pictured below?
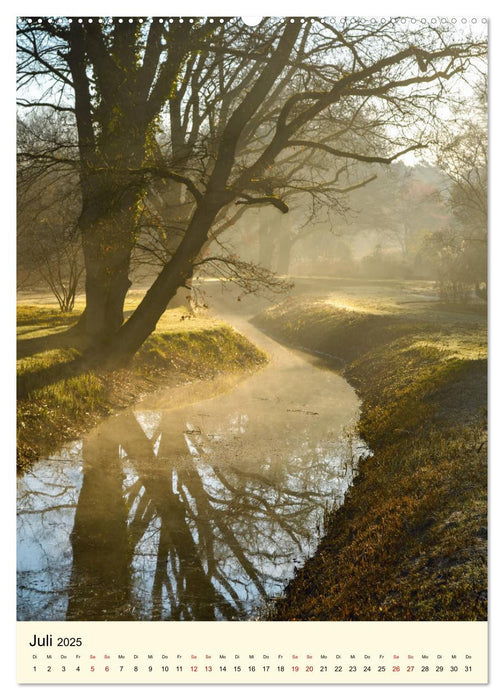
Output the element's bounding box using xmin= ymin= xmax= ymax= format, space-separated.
xmin=17 ymin=302 xmax=266 ymax=471
xmin=254 ymin=290 xmax=487 ymax=621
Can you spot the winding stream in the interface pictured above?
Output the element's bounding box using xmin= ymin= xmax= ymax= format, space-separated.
xmin=17 ymin=318 xmax=367 ymax=621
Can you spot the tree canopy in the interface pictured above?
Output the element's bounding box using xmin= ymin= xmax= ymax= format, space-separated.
xmin=17 ymin=16 xmax=487 ymax=358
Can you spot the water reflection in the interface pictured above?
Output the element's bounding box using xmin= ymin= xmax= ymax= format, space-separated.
xmin=18 ymin=351 xmax=367 ymax=621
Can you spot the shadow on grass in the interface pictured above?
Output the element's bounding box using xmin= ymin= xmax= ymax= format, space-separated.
xmin=17 ymin=317 xmax=101 ymax=399
xmin=17 ymin=326 xmax=85 ymax=361
xmin=17 ymin=320 xmax=137 ymax=399
xmin=17 ymin=308 xmax=137 ymax=361
xmin=17 ymin=353 xmax=90 ymax=400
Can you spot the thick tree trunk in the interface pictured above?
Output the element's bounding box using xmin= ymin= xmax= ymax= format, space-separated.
xmin=73 ymin=248 xmax=132 ymax=341
xmin=82 ymin=238 xmax=132 ymax=340
xmin=102 ymin=202 xmax=222 ymax=360
xmin=79 ymin=155 xmax=144 ymax=343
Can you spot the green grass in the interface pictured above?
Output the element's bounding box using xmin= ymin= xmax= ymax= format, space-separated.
xmin=255 ymin=291 xmax=487 ymax=621
xmin=16 ymin=304 xmax=82 ymax=328
xmin=17 ymin=303 xmax=266 ymax=471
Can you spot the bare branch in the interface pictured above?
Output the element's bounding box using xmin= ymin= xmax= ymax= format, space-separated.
xmin=235 ymin=193 xmax=289 ymax=213
xmin=129 ymin=166 xmax=203 ymax=203
xmin=286 ymin=141 xmax=428 ymax=164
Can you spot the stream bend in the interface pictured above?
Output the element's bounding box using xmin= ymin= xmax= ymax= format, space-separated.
xmin=17 ymin=319 xmax=367 ymax=621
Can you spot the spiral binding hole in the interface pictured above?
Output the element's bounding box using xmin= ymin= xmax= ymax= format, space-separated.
xmin=20 ymin=16 xmax=487 ymax=27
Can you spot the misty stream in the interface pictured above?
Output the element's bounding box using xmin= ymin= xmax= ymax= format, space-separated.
xmin=17 ymin=316 xmax=368 ymax=621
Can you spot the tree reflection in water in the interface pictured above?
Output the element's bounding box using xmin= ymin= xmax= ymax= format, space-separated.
xmin=18 ymin=374 xmax=366 ymax=621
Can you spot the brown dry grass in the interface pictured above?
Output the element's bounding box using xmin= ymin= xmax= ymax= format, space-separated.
xmin=255 ymin=292 xmax=487 ymax=621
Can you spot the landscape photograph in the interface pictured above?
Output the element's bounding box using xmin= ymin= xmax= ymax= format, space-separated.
xmin=16 ymin=16 xmax=487 ymax=623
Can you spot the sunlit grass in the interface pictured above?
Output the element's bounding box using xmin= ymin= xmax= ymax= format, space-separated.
xmin=16 ymin=299 xmax=226 ymax=339
xmin=322 ymin=283 xmax=487 ymax=322
xmin=323 ymin=294 xmax=398 ymax=315
xmin=153 ymin=308 xmax=227 ymax=334
xmin=30 ymin=373 xmax=105 ymax=416
xmin=17 ymin=304 xmax=82 ymax=329
xmin=17 ymin=347 xmax=80 ymax=376
xmin=16 ymin=301 xmax=266 ymax=471
xmin=256 ymin=289 xmax=487 ymax=622
xmin=406 ymin=335 xmax=487 ymax=362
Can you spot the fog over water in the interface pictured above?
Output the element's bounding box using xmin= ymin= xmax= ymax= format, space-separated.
xmin=17 ymin=315 xmax=367 ymax=621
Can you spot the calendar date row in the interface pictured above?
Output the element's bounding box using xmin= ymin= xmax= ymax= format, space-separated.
xmin=31 ymin=663 xmax=475 ymax=674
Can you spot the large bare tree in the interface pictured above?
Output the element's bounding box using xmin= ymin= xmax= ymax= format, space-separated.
xmin=17 ymin=16 xmax=486 ymax=360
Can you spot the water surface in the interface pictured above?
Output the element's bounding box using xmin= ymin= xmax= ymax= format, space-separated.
xmin=17 ymin=321 xmax=366 ymax=621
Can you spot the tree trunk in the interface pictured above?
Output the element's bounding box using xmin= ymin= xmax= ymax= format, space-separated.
xmin=102 ymin=202 xmax=222 ymax=360
xmin=79 ymin=162 xmax=144 ymax=343
xmin=147 ymin=178 xmax=195 ymax=310
xmin=81 ymin=220 xmax=133 ymax=341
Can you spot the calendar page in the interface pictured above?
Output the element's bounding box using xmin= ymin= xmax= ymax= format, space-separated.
xmin=15 ymin=7 xmax=488 ymax=687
